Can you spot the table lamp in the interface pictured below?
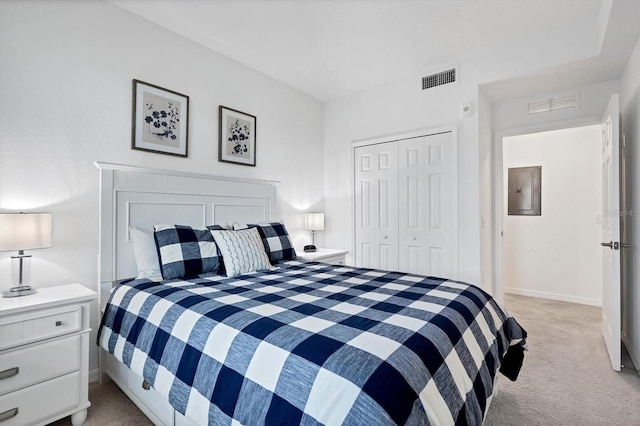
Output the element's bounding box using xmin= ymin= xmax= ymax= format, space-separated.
xmin=303 ymin=212 xmax=324 ymax=253
xmin=0 ymin=212 xmax=52 ymax=297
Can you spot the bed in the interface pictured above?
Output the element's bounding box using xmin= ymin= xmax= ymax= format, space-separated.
xmin=96 ymin=162 xmax=526 ymax=426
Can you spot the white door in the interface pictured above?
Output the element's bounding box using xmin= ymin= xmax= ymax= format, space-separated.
xmin=354 ymin=142 xmax=399 ymax=270
xmin=398 ymin=133 xmax=454 ymax=277
xmin=601 ymin=94 xmax=621 ymax=372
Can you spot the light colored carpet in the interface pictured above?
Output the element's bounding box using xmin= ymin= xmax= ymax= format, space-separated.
xmin=50 ymin=294 xmax=640 ymax=425
xmin=48 ymin=381 xmax=152 ymax=426
xmin=484 ymin=294 xmax=640 ymax=425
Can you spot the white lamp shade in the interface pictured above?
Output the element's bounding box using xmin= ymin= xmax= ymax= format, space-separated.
xmin=304 ymin=213 xmax=325 ymax=231
xmin=0 ymin=213 xmax=52 ymax=251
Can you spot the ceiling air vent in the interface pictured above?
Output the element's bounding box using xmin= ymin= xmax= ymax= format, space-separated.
xmin=422 ymin=68 xmax=456 ymax=90
xmin=527 ymin=95 xmax=577 ymax=114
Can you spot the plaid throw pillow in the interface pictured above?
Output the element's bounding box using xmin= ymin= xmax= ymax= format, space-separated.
xmin=153 ymin=224 xmax=224 ymax=279
xmin=248 ymin=221 xmax=297 ymax=263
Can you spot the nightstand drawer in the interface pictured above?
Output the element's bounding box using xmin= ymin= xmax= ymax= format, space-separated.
xmin=0 ymin=305 xmax=80 ymax=350
xmin=320 ymin=255 xmax=345 ymax=265
xmin=0 ymin=334 xmax=80 ymax=396
xmin=297 ymin=249 xmax=348 ymax=265
xmin=0 ymin=371 xmax=79 ymax=426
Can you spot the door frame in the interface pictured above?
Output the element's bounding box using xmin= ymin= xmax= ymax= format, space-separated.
xmin=492 ymin=115 xmax=602 ymax=305
xmin=351 ymin=124 xmax=459 ymax=279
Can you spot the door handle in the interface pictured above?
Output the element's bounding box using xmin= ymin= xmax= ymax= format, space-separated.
xmin=601 ymin=241 xmax=623 ymax=250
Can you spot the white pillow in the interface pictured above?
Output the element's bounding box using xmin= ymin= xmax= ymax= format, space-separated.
xmin=210 ymin=228 xmax=274 ymax=278
xmin=130 ymin=226 xmax=163 ymax=281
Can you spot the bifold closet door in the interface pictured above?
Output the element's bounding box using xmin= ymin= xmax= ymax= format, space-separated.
xmin=398 ymin=132 xmax=454 ymax=277
xmin=354 ymin=142 xmax=399 ymax=270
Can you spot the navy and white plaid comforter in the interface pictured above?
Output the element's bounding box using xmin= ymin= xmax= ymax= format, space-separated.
xmin=98 ymin=261 xmax=526 ymax=425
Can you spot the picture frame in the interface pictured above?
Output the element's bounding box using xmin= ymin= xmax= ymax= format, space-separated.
xmin=218 ymin=105 xmax=256 ymax=166
xmin=131 ymin=79 xmax=189 ymax=157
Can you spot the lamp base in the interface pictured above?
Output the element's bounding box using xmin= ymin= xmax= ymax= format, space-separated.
xmin=2 ymin=286 xmax=37 ymax=298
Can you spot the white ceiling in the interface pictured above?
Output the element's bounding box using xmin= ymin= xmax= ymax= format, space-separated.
xmin=112 ymin=0 xmax=637 ymax=102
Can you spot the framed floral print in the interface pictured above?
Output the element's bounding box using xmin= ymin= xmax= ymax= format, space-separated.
xmin=219 ymin=105 xmax=256 ymax=166
xmin=131 ymin=79 xmax=189 ymax=157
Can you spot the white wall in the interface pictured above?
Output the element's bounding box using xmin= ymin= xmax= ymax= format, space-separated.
xmin=620 ymin=34 xmax=640 ymax=370
xmin=492 ymin=80 xmax=620 ymax=132
xmin=503 ymin=126 xmax=602 ymax=306
xmin=0 ymin=2 xmax=324 ymax=375
xmin=324 ymin=77 xmax=483 ymax=284
xmin=478 ymin=91 xmax=493 ymax=290
xmin=324 ymin=10 xmax=606 ymax=289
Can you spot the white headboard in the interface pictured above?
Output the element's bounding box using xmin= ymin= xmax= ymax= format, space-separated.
xmin=96 ymin=162 xmax=278 ymax=309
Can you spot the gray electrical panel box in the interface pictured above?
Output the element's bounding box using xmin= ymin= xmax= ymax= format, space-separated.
xmin=508 ymin=166 xmax=541 ymax=216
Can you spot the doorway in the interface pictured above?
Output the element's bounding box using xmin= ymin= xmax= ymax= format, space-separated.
xmin=492 ymin=96 xmax=628 ymax=373
xmin=500 ymin=125 xmax=603 ymax=306
xmin=503 ymin=124 xmax=602 ymax=306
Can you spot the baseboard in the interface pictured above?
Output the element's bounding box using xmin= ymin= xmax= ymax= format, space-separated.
xmin=505 ymin=287 xmax=601 ymax=307
xmin=622 ymin=336 xmax=640 ymax=373
xmin=89 ymin=368 xmax=101 ymax=384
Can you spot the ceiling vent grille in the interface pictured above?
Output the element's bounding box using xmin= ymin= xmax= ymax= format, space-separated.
xmin=422 ymin=68 xmax=456 ymax=90
xmin=527 ymin=95 xmax=577 ymax=114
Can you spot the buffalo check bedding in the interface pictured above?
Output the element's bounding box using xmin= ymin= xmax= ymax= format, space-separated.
xmin=98 ymin=260 xmax=527 ymax=425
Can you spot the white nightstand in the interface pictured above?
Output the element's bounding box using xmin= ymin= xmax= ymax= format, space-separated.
xmin=0 ymin=284 xmax=97 ymax=426
xmin=297 ymin=248 xmax=349 ymax=265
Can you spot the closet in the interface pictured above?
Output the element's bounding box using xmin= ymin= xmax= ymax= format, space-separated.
xmin=354 ymin=131 xmax=456 ymax=278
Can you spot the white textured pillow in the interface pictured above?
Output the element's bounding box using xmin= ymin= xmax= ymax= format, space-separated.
xmin=210 ymin=228 xmax=273 ymax=278
xmin=130 ymin=226 xmax=162 ymax=280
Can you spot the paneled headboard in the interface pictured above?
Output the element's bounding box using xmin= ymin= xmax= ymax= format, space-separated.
xmin=96 ymin=162 xmax=279 ymax=309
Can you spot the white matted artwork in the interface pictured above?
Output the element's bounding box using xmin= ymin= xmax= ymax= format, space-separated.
xmin=132 ymin=79 xmax=189 ymax=157
xmin=218 ymin=105 xmax=256 ymax=166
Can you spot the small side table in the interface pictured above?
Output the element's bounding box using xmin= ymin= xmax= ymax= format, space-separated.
xmin=0 ymin=283 xmax=97 ymax=425
xmin=297 ymin=248 xmax=348 ymax=265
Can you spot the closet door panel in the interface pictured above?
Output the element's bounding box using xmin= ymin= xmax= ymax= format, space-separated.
xmin=378 ymin=178 xmax=391 ymax=228
xmin=399 ymin=137 xmax=424 ymax=274
xmin=399 ymin=133 xmax=454 ymax=277
xmin=429 ymin=247 xmax=444 ymax=277
xmin=429 ymin=174 xmax=443 ymax=229
xmin=360 ymin=180 xmax=372 ymax=228
xmin=379 ymin=244 xmax=392 ymax=270
xmin=360 ymin=243 xmax=372 ymax=268
xmin=354 ymin=143 xmax=399 ymax=270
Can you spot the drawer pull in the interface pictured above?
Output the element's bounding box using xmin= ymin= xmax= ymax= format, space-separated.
xmin=142 ymin=380 xmax=150 ymax=390
xmin=55 ymin=320 xmax=62 ymax=326
xmin=0 ymin=408 xmax=18 ymax=422
xmin=0 ymin=367 xmax=19 ymax=380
